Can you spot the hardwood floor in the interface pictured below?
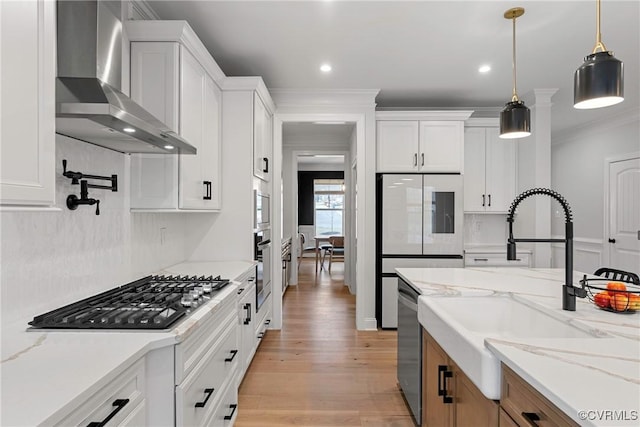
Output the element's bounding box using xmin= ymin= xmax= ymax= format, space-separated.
xmin=236 ymin=259 xmax=415 ymax=426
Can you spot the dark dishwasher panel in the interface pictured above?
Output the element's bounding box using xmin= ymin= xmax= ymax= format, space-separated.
xmin=397 ymin=278 xmax=422 ymax=426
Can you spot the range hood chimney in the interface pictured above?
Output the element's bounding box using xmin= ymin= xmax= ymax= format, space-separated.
xmin=55 ymin=0 xmax=196 ymax=155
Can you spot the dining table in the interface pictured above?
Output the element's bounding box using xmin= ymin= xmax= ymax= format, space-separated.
xmin=314 ymin=234 xmax=339 ymax=273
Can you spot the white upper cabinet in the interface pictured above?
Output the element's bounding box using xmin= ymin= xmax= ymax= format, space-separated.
xmin=253 ymin=93 xmax=272 ymax=182
xmin=127 ymin=22 xmax=223 ymax=211
xmin=464 ymin=124 xmax=517 ymax=213
xmin=0 ymin=0 xmax=55 ymax=207
xmin=376 ymin=111 xmax=472 ymax=173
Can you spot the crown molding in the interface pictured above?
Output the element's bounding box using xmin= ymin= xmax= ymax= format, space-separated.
xmin=375 ymin=110 xmax=473 ymax=121
xmin=220 ymin=77 xmax=275 ymax=113
xmin=270 ymin=89 xmax=379 ymax=108
xmin=128 ymin=0 xmax=160 ymax=20
xmin=125 ymin=20 xmax=226 ymax=83
xmin=553 ymin=106 xmax=640 ymax=145
xmin=465 ymin=117 xmax=499 ymax=127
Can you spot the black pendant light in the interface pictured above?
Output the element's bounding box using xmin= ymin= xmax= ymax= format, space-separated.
xmin=574 ymin=0 xmax=624 ymax=109
xmin=500 ymin=7 xmax=531 ymax=139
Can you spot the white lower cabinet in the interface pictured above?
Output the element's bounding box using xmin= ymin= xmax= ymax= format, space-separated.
xmin=238 ymin=281 xmax=257 ymax=377
xmin=55 ymin=358 xmax=146 ymax=427
xmin=206 ymin=375 xmax=239 ymax=426
xmin=176 ymin=311 xmax=239 ymax=427
xmin=464 ymin=252 xmax=531 ymax=267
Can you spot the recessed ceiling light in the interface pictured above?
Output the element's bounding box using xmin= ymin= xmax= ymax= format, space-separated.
xmin=320 ymin=63 xmax=332 ymax=73
xmin=123 ymin=127 xmax=136 ymax=133
xmin=164 ymin=145 xmax=174 ymax=150
xmin=478 ymin=65 xmax=491 ymax=73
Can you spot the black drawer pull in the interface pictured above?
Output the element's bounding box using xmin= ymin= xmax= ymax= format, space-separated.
xmin=474 ymin=258 xmax=489 ymax=262
xmin=225 ymin=349 xmax=238 ymax=362
xmin=243 ymin=303 xmax=252 ymax=325
xmin=437 ymin=365 xmax=453 ymax=404
xmin=237 ymin=288 xmax=244 ymax=295
xmin=257 ymin=332 xmax=265 ymax=339
xmin=265 ymin=319 xmax=271 ymax=325
xmin=263 ymin=157 xmax=269 ymax=173
xmin=521 ymin=411 xmax=541 ymax=426
xmin=223 ymin=403 xmax=238 ymax=420
xmin=86 ymin=398 xmax=129 ymax=427
xmin=194 ymin=388 xmax=215 ymax=408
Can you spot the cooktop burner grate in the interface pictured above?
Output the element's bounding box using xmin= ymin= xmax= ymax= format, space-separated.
xmin=28 ymin=275 xmax=230 ymax=330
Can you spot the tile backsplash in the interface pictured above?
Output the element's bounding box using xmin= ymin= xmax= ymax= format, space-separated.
xmin=0 ymin=136 xmax=191 ymax=326
xmin=464 ymin=214 xmax=509 ymax=246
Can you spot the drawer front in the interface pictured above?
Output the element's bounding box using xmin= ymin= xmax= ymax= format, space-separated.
xmin=464 ymin=252 xmax=530 ymax=267
xmin=206 ymin=374 xmax=239 ymax=427
xmin=176 ymin=311 xmax=239 ymax=427
xmin=499 ymin=408 xmax=519 ymax=427
xmin=176 ymin=292 xmax=236 ymax=383
xmin=117 ymin=401 xmax=146 ymax=426
xmin=56 ymin=358 xmax=145 ymax=427
xmin=501 ymin=365 xmax=579 ymax=427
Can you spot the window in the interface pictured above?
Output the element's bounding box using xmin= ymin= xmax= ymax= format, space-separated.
xmin=314 ymin=179 xmax=344 ymax=235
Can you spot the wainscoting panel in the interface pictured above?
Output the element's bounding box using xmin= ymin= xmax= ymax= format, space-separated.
xmin=551 ymin=237 xmax=603 ymax=274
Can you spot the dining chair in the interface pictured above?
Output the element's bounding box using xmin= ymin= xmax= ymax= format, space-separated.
xmin=594 ymin=267 xmax=640 ymax=285
xmin=324 ymin=236 xmax=345 ymax=271
xmin=298 ymin=233 xmax=316 ymax=269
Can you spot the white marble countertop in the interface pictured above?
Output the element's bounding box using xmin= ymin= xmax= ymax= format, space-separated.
xmin=0 ymin=260 xmax=255 ymax=427
xmin=398 ymin=267 xmax=640 ymax=427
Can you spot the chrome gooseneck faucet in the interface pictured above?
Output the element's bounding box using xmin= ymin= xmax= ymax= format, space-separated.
xmin=506 ymin=188 xmax=586 ymax=311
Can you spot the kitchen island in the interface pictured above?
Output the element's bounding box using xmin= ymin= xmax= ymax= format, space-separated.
xmin=397 ymin=267 xmax=640 ymax=427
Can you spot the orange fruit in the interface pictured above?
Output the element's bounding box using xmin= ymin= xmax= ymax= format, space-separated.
xmin=627 ymin=294 xmax=640 ymax=311
xmin=606 ymin=282 xmax=627 ymax=295
xmin=611 ymin=294 xmax=630 ymax=312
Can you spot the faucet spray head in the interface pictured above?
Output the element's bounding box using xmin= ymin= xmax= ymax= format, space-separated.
xmin=507 ymin=241 xmax=517 ymax=260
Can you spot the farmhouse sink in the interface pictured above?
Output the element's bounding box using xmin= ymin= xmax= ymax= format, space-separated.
xmin=418 ymin=294 xmax=607 ymax=399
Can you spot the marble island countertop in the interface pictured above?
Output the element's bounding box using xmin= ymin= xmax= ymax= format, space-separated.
xmin=397 ymin=267 xmax=640 ymax=427
xmin=0 ymin=260 xmax=255 ymax=427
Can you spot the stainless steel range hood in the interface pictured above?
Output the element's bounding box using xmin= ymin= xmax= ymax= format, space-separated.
xmin=56 ymin=0 xmax=196 ymax=155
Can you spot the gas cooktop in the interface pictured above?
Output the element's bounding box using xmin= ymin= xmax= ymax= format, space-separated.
xmin=28 ymin=275 xmax=231 ymax=330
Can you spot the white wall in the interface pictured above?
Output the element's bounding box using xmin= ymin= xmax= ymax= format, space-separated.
xmin=1 ymin=136 xmax=193 ymax=327
xmin=550 ymin=110 xmax=640 ymax=273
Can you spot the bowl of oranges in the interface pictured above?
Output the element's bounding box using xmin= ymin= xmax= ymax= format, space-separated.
xmin=579 ymin=276 xmax=640 ymax=313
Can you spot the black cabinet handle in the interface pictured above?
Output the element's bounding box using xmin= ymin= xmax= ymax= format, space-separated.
xmin=203 ymin=181 xmax=212 ymax=200
xmin=225 ymin=349 xmax=238 ymax=362
xmin=421 ymin=153 xmax=425 ymax=166
xmin=257 ymin=332 xmax=265 ymax=339
xmin=263 ymin=157 xmax=269 ymax=173
xmin=223 ymin=403 xmax=238 ymax=420
xmin=243 ymin=303 xmax=252 ymax=325
xmin=482 ymin=194 xmax=486 ymax=207
xmin=521 ymin=412 xmax=541 ymax=426
xmin=474 ymin=258 xmax=489 ymax=262
xmin=488 ymin=194 xmax=491 ymax=207
xmin=608 ymin=238 xmax=616 ymax=243
xmin=437 ymin=365 xmax=453 ymax=404
xmin=265 ymin=319 xmax=271 ymax=325
xmin=194 ymin=388 xmax=215 ymax=408
xmin=237 ymin=288 xmax=244 ymax=295
xmin=86 ymin=399 xmax=129 ymax=427
xmin=413 ymin=153 xmax=418 ymax=166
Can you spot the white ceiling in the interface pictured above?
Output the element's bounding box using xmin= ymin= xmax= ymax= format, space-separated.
xmin=147 ymin=0 xmax=639 ymax=134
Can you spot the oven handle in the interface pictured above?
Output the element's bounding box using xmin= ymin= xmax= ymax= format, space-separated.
xmin=257 ymin=239 xmax=271 ymax=247
xmin=398 ymin=292 xmax=418 ymax=312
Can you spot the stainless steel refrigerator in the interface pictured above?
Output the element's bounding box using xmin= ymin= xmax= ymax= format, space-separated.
xmin=376 ymin=173 xmax=464 ymax=329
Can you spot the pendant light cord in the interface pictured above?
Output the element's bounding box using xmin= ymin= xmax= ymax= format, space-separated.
xmin=593 ymin=0 xmax=607 ymax=53
xmin=511 ymin=15 xmax=519 ymax=102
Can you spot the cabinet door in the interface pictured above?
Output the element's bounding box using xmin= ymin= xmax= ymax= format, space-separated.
xmin=239 ymin=288 xmax=257 ymax=378
xmin=452 ymin=362 xmax=499 ymax=426
xmin=419 ymin=121 xmax=463 ymax=172
xmin=376 ymin=121 xmax=420 ymax=172
xmin=0 ymin=0 xmax=55 ymax=206
xmin=463 ymin=127 xmax=487 ymax=212
xmin=263 ymin=107 xmax=273 ymax=182
xmin=253 ymin=94 xmax=267 ymax=180
xmin=130 ymin=42 xmax=180 ymax=209
xmin=423 ymin=331 xmax=453 ymax=427
xmin=381 ymin=174 xmax=423 ymax=255
xmin=179 ymin=47 xmax=207 ymax=209
xmin=485 ymin=128 xmax=516 ymax=213
xmin=202 ymin=75 xmax=222 ymax=209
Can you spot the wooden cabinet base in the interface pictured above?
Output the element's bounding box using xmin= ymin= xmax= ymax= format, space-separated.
xmin=501 ymin=364 xmax=579 ymax=427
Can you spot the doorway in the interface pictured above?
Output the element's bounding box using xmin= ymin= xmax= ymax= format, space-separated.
xmin=604 ymin=153 xmax=640 ymax=272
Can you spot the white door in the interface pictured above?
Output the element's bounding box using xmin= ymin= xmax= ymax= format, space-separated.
xmin=608 ymin=156 xmax=640 ymax=274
